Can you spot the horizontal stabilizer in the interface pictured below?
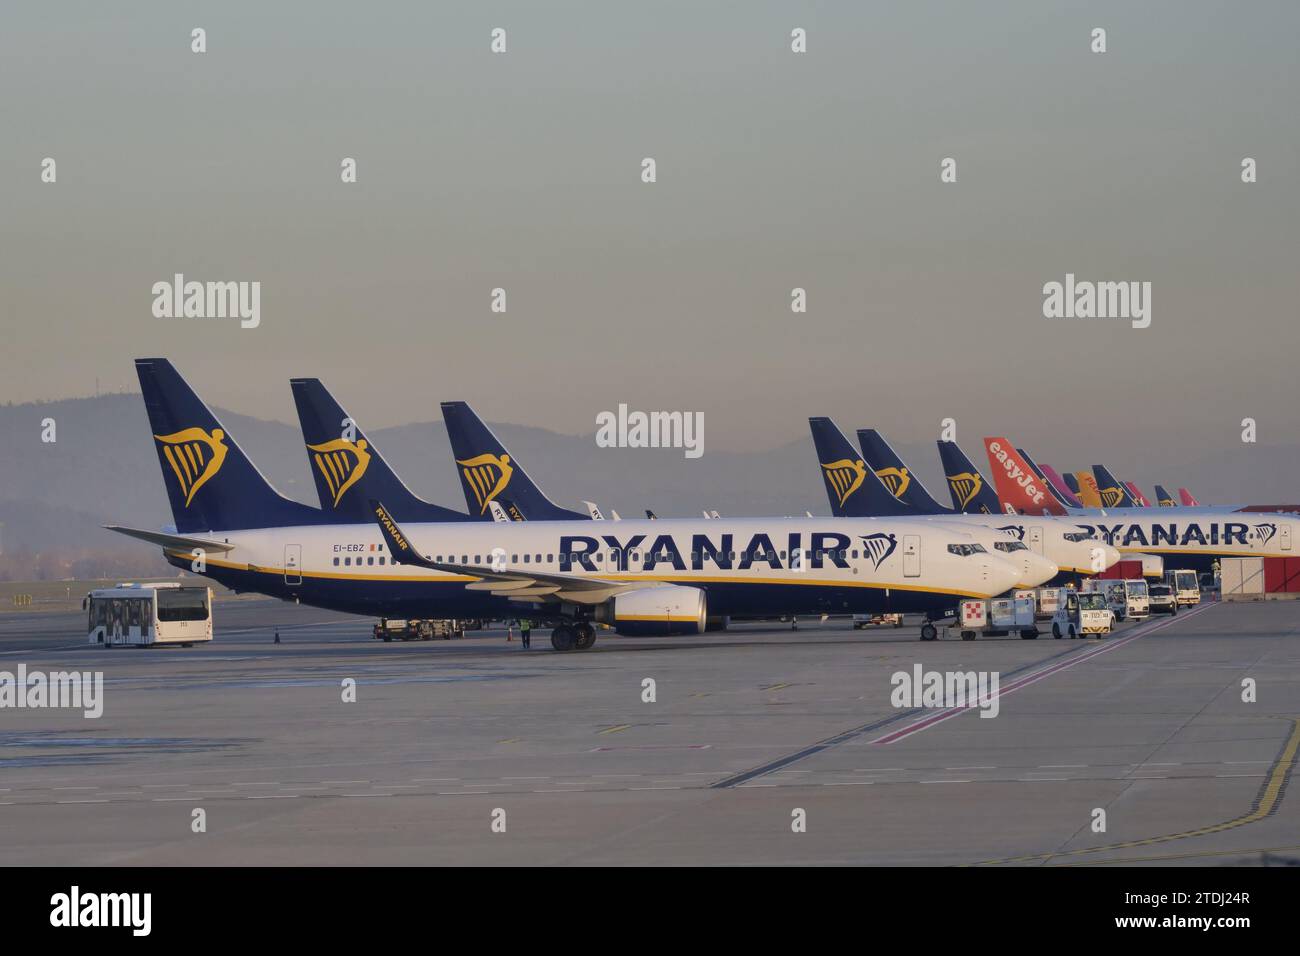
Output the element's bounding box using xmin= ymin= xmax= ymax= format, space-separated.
xmin=104 ymin=525 xmax=236 ymax=554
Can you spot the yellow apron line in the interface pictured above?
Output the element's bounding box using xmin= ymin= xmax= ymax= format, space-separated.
xmin=967 ymin=716 xmax=1300 ymax=866
xmin=1049 ymin=842 xmax=1300 ymax=866
xmin=597 ymin=725 xmax=630 ymax=735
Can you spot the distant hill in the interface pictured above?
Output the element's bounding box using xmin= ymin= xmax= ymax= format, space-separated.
xmin=1 ymin=394 xmax=1296 ymax=578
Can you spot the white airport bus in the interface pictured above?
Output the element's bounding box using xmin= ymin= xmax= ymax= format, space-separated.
xmin=85 ymin=582 xmax=213 ymax=647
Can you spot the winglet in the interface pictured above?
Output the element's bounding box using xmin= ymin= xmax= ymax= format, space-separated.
xmin=369 ymin=499 xmax=437 ymax=570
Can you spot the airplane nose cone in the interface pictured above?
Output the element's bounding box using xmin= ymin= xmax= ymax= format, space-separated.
xmin=1020 ymin=551 xmax=1059 ymax=588
xmin=988 ymin=555 xmax=1021 ymax=596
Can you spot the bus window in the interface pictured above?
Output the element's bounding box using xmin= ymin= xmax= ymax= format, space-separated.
xmin=157 ymin=589 xmax=209 ymax=622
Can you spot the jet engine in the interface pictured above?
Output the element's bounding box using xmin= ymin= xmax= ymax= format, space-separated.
xmin=595 ymin=585 xmax=708 ymax=636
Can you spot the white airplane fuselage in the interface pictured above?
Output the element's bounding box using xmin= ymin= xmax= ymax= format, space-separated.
xmin=168 ymin=516 xmax=1022 ymax=621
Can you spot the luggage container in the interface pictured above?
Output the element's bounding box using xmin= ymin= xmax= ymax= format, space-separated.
xmin=958 ymin=597 xmax=1038 ymax=641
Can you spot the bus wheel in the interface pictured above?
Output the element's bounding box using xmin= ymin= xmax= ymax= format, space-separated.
xmin=920 ymin=623 xmax=938 ymax=642
xmin=1052 ymin=623 xmax=1062 ymax=639
xmin=1020 ymin=629 xmax=1039 ymax=640
xmin=960 ymin=630 xmax=976 ymax=642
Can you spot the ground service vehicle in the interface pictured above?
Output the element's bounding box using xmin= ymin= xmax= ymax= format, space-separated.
xmin=1123 ymin=578 xmax=1150 ymax=619
xmin=373 ymin=618 xmax=466 ymax=641
xmin=1052 ymin=591 xmax=1114 ymax=638
xmin=1147 ymin=583 xmax=1178 ymax=615
xmin=85 ymin=583 xmax=213 ymax=647
xmin=959 ymin=597 xmax=1038 ymax=641
xmin=1164 ymin=568 xmax=1200 ymax=606
xmin=1086 ymin=578 xmax=1148 ymax=622
xmin=1034 ymin=587 xmax=1066 ymax=620
xmin=853 ymin=613 xmax=904 ymax=629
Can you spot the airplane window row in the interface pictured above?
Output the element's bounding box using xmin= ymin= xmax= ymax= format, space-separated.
xmin=413 ymin=549 xmax=866 ymax=566
xmin=333 ymin=556 xmax=388 ymax=566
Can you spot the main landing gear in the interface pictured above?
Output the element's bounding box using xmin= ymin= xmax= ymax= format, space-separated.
xmin=550 ymin=621 xmax=597 ymax=652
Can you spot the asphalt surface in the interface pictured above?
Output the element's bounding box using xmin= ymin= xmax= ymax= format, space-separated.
xmin=0 ymin=597 xmax=1297 ymax=865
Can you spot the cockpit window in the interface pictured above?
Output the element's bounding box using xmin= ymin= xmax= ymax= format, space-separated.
xmin=947 ymin=544 xmax=987 ymax=556
xmin=994 ymin=541 xmax=1028 ymax=552
xmin=1063 ymin=532 xmax=1094 ymax=543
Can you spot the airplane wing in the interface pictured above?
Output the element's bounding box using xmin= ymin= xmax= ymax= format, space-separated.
xmin=369 ymin=500 xmax=646 ymax=604
xmin=104 ymin=525 xmax=236 ymax=554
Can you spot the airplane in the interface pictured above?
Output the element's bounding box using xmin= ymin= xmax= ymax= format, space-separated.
xmin=1016 ymin=448 xmax=1078 ymax=512
xmin=1092 ymin=465 xmax=1140 ymax=508
xmin=856 ymin=429 xmax=953 ymax=513
xmin=1073 ymin=471 xmax=1104 ymax=507
xmin=107 ymin=359 xmax=1022 ymax=650
xmin=810 ymin=419 xmax=1110 ymax=581
xmin=936 ymin=439 xmax=1002 ymax=515
xmin=440 ymin=401 xmax=588 ymax=521
xmin=982 ymin=438 xmax=1300 ymax=572
xmin=1037 ymin=463 xmax=1084 ymax=508
xmin=1123 ymin=482 xmax=1152 ymax=507
xmin=290 ymin=378 xmax=467 ymax=522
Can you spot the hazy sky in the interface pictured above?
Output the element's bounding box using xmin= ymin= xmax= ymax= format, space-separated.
xmin=3 ymin=1 xmax=1297 ymax=472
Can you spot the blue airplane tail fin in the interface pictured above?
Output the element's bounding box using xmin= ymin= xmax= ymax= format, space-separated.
xmin=808 ymin=418 xmax=914 ymax=517
xmin=936 ymin=440 xmax=1001 ymax=514
xmin=136 ymin=358 xmax=329 ymax=533
xmin=1154 ymin=484 xmax=1178 ymax=507
xmin=1092 ymin=464 xmax=1138 ymax=508
xmin=291 ymin=378 xmax=464 ymax=522
xmin=856 ymin=428 xmax=951 ymax=513
xmin=440 ymin=401 xmax=586 ymax=520
xmin=1016 ymin=447 xmax=1074 ymax=509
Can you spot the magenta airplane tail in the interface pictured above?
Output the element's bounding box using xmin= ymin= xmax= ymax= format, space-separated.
xmin=1123 ymin=481 xmax=1152 ymax=507
xmin=1039 ymin=463 xmax=1083 ymax=508
xmin=1178 ymin=487 xmax=1200 ymax=506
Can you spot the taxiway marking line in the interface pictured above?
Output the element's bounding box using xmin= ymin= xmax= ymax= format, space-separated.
xmin=870 ymin=603 xmax=1217 ymax=746
xmin=970 ymin=715 xmax=1300 ymax=866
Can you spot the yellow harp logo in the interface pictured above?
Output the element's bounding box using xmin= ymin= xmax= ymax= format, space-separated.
xmin=154 ymin=427 xmax=229 ymax=507
xmin=1099 ymin=486 xmax=1125 ymax=508
xmin=875 ymin=466 xmax=911 ymax=499
xmin=821 ymin=458 xmax=867 ymax=507
xmin=947 ymin=472 xmax=983 ymax=510
xmin=457 ymin=453 xmax=514 ymax=514
xmin=307 ymin=438 xmax=372 ymax=507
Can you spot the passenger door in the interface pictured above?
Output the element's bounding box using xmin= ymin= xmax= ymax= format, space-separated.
xmin=284 ymin=544 xmax=303 ymax=586
xmin=1027 ymin=526 xmax=1044 ymax=554
xmin=903 ymin=535 xmax=920 ymax=577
